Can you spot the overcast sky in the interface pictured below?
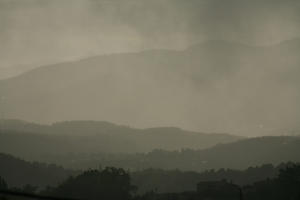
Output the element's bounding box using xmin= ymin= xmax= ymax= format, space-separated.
xmin=0 ymin=0 xmax=300 ymax=79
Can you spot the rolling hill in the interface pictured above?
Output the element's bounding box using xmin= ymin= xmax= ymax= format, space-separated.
xmin=0 ymin=119 xmax=241 ymax=159
xmin=1 ymin=135 xmax=299 ymax=187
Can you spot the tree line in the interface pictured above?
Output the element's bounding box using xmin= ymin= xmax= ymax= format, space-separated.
xmin=0 ymin=164 xmax=300 ymax=200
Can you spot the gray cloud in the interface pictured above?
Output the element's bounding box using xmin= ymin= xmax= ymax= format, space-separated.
xmin=0 ymin=0 xmax=300 ymax=79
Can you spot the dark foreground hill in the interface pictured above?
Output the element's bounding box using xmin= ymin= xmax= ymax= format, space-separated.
xmin=0 ymin=153 xmax=76 ymax=188
xmin=0 ymin=152 xmax=296 ymax=194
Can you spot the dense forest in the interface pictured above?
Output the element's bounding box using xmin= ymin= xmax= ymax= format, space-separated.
xmin=0 ymin=163 xmax=299 ymax=200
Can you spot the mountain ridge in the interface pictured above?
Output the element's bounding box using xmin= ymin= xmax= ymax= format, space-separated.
xmin=3 ymin=38 xmax=300 ymax=82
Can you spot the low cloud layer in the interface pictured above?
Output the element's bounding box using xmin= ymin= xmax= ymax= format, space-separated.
xmin=0 ymin=0 xmax=300 ymax=79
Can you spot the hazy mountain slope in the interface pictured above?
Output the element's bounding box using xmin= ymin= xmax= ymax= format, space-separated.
xmin=1 ymin=40 xmax=300 ymax=135
xmin=0 ymin=120 xmax=241 ymax=158
xmin=42 ymin=136 xmax=300 ymax=171
xmin=196 ymin=136 xmax=300 ymax=169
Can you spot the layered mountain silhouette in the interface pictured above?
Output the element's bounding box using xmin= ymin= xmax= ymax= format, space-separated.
xmin=0 ymin=119 xmax=240 ymax=158
xmin=0 ymin=122 xmax=299 ymax=171
xmin=1 ymin=40 xmax=300 ymax=134
xmin=47 ymin=136 xmax=300 ymax=171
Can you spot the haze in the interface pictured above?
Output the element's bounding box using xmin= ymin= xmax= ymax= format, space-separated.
xmin=0 ymin=0 xmax=300 ymax=136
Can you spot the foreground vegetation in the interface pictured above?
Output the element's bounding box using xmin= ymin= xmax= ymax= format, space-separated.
xmin=1 ymin=152 xmax=297 ymax=194
xmin=0 ymin=164 xmax=300 ymax=200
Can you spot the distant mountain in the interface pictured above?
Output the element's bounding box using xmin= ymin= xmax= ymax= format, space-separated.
xmin=196 ymin=136 xmax=300 ymax=169
xmin=0 ymin=120 xmax=241 ymax=159
xmin=1 ymin=39 xmax=300 ymax=135
xmin=42 ymin=136 xmax=300 ymax=171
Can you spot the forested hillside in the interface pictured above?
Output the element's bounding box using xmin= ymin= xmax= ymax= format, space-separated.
xmin=37 ymin=136 xmax=300 ymax=171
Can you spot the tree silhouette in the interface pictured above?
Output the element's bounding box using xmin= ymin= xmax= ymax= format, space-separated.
xmin=0 ymin=177 xmax=7 ymax=190
xmin=0 ymin=176 xmax=8 ymax=200
xmin=277 ymin=164 xmax=300 ymax=199
xmin=46 ymin=167 xmax=136 ymax=200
